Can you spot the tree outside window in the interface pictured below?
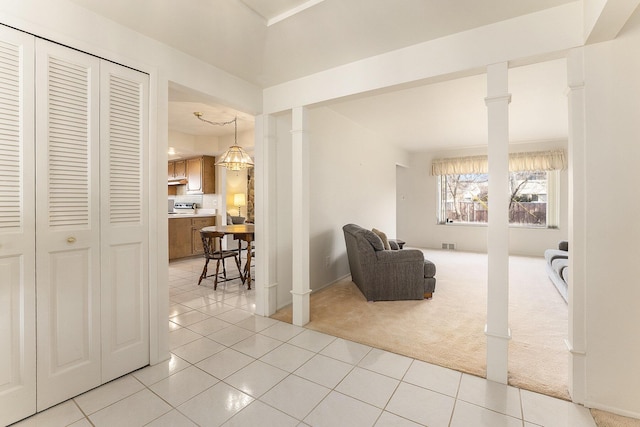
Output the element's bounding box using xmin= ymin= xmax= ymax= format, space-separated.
xmin=439 ymin=171 xmax=548 ymax=227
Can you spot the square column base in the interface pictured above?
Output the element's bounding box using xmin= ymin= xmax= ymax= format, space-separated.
xmin=485 ymin=326 xmax=511 ymax=384
xmin=290 ymin=289 xmax=311 ymax=326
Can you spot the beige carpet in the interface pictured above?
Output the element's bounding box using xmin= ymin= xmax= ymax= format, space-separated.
xmin=590 ymin=409 xmax=640 ymax=427
xmin=272 ymin=250 xmax=570 ymax=400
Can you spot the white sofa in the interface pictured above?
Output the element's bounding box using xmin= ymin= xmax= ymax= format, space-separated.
xmin=544 ymin=240 xmax=568 ymax=303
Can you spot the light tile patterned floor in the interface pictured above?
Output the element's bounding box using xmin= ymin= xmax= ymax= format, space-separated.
xmin=13 ymin=257 xmax=597 ymax=427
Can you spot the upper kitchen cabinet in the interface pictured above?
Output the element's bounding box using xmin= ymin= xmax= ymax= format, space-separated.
xmin=186 ymin=156 xmax=215 ymax=194
xmin=168 ymin=159 xmax=186 ymax=180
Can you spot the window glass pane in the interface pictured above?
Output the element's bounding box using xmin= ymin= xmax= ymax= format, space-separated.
xmin=439 ymin=171 xmax=549 ymax=227
xmin=509 ymin=171 xmax=547 ymax=226
xmin=442 ymin=174 xmax=488 ymax=223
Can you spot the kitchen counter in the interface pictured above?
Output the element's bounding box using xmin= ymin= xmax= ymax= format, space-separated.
xmin=168 ymin=213 xmax=217 ymax=219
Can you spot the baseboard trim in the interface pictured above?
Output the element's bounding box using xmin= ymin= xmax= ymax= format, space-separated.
xmin=564 ymin=339 xmax=586 ymax=355
xmin=273 ymin=274 xmax=351 ymax=312
xmin=584 ymin=400 xmax=640 ymax=421
xmin=313 ymin=274 xmax=351 ymax=294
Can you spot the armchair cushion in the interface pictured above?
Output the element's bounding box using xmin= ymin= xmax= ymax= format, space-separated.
xmin=362 ymin=229 xmax=385 ymax=251
xmin=372 ymin=228 xmax=391 ymax=250
xmin=230 ymin=216 xmax=245 ymax=224
xmin=424 ymin=260 xmax=436 ymax=278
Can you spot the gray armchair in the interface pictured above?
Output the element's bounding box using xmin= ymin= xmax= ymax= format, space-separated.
xmin=342 ymin=224 xmax=436 ymax=301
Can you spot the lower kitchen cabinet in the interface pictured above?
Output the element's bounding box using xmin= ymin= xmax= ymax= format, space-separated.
xmin=192 ymin=217 xmax=216 ymax=255
xmin=169 ymin=216 xmax=216 ymax=260
xmin=168 ymin=218 xmax=191 ymax=259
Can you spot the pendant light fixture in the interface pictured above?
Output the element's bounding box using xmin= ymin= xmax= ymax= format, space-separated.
xmin=194 ymin=112 xmax=254 ymax=170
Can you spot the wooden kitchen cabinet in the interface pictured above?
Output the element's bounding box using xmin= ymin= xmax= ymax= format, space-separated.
xmin=186 ymin=156 xmax=216 ymax=194
xmin=175 ymin=160 xmax=186 ymax=178
xmin=167 ymin=159 xmax=186 ymax=180
xmin=168 ymin=217 xmax=191 ymax=259
xmin=191 ymin=217 xmax=216 ymax=255
xmin=168 ymin=216 xmax=216 ymax=260
xmin=167 ymin=156 xmax=214 ymax=194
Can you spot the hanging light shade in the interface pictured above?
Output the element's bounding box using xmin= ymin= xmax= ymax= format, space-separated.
xmin=194 ymin=112 xmax=254 ymax=170
xmin=216 ymin=144 xmax=254 ymax=171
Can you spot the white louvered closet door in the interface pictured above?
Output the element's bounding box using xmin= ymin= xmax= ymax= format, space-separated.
xmin=0 ymin=26 xmax=36 ymax=427
xmin=35 ymin=39 xmax=102 ymax=411
xmin=100 ymin=60 xmax=149 ymax=382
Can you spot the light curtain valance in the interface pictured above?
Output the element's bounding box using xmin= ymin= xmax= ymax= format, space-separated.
xmin=431 ymin=150 xmax=566 ymax=175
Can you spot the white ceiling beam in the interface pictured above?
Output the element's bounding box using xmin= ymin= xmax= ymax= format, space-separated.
xmin=267 ymin=0 xmax=326 ymax=26
xmin=584 ymin=0 xmax=640 ymax=44
xmin=264 ymin=2 xmax=583 ymax=114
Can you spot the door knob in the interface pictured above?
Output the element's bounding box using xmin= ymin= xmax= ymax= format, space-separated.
xmin=67 ymin=237 xmax=77 ymax=243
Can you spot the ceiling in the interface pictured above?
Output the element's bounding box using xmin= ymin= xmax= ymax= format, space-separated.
xmin=168 ymin=83 xmax=255 ymax=137
xmin=328 ymin=58 xmax=568 ymax=152
xmin=70 ymin=0 xmax=572 ymax=151
xmin=68 ymin=0 xmax=573 ymax=88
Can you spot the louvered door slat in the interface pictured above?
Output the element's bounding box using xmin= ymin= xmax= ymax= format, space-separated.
xmin=46 ymin=55 xmax=91 ymax=228
xmin=108 ymin=74 xmax=143 ymax=224
xmin=0 ymin=39 xmax=21 ymax=232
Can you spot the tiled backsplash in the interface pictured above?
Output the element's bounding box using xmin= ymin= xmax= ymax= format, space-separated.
xmin=201 ymin=194 xmax=219 ymax=210
xmin=169 ymin=194 xmax=201 ymax=205
xmin=168 ymin=194 xmax=218 ymax=210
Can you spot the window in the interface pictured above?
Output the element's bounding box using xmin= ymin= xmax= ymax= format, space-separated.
xmin=432 ymin=150 xmax=565 ymax=228
xmin=438 ymin=170 xmax=556 ymax=227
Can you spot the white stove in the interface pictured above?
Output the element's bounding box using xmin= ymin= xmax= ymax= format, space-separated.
xmin=171 ymin=202 xmax=197 ymax=214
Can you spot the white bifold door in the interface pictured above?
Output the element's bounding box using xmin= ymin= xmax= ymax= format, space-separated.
xmin=0 ymin=25 xmax=37 ymax=427
xmin=99 ymin=60 xmax=149 ymax=384
xmin=0 ymin=26 xmax=149 ymax=425
xmin=35 ymin=38 xmax=103 ymax=411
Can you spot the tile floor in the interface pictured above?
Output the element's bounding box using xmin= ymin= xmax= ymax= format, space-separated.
xmin=13 ymin=257 xmax=598 ymax=427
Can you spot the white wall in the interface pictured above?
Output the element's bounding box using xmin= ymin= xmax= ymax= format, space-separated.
xmin=168 ymin=128 xmax=254 ymax=161
xmin=398 ymin=141 xmax=568 ymax=257
xmin=272 ymin=107 xmax=408 ymax=309
xmin=309 ymin=107 xmax=407 ymax=289
xmin=168 ymin=130 xmax=218 ymax=160
xmin=226 ymin=171 xmax=249 ymax=217
xmin=581 ymin=7 xmax=640 ymax=417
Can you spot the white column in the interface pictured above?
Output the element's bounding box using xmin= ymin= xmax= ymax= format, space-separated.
xmin=254 ymin=114 xmax=279 ymax=316
xmin=566 ymin=48 xmax=587 ymax=404
xmin=290 ymin=107 xmax=311 ymax=326
xmin=485 ymin=62 xmax=511 ymax=384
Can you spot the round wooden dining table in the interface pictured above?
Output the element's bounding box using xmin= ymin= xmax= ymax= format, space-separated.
xmin=201 ymin=224 xmax=255 ymax=289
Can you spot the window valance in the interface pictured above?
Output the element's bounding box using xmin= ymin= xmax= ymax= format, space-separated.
xmin=431 ymin=150 xmax=566 ymax=175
